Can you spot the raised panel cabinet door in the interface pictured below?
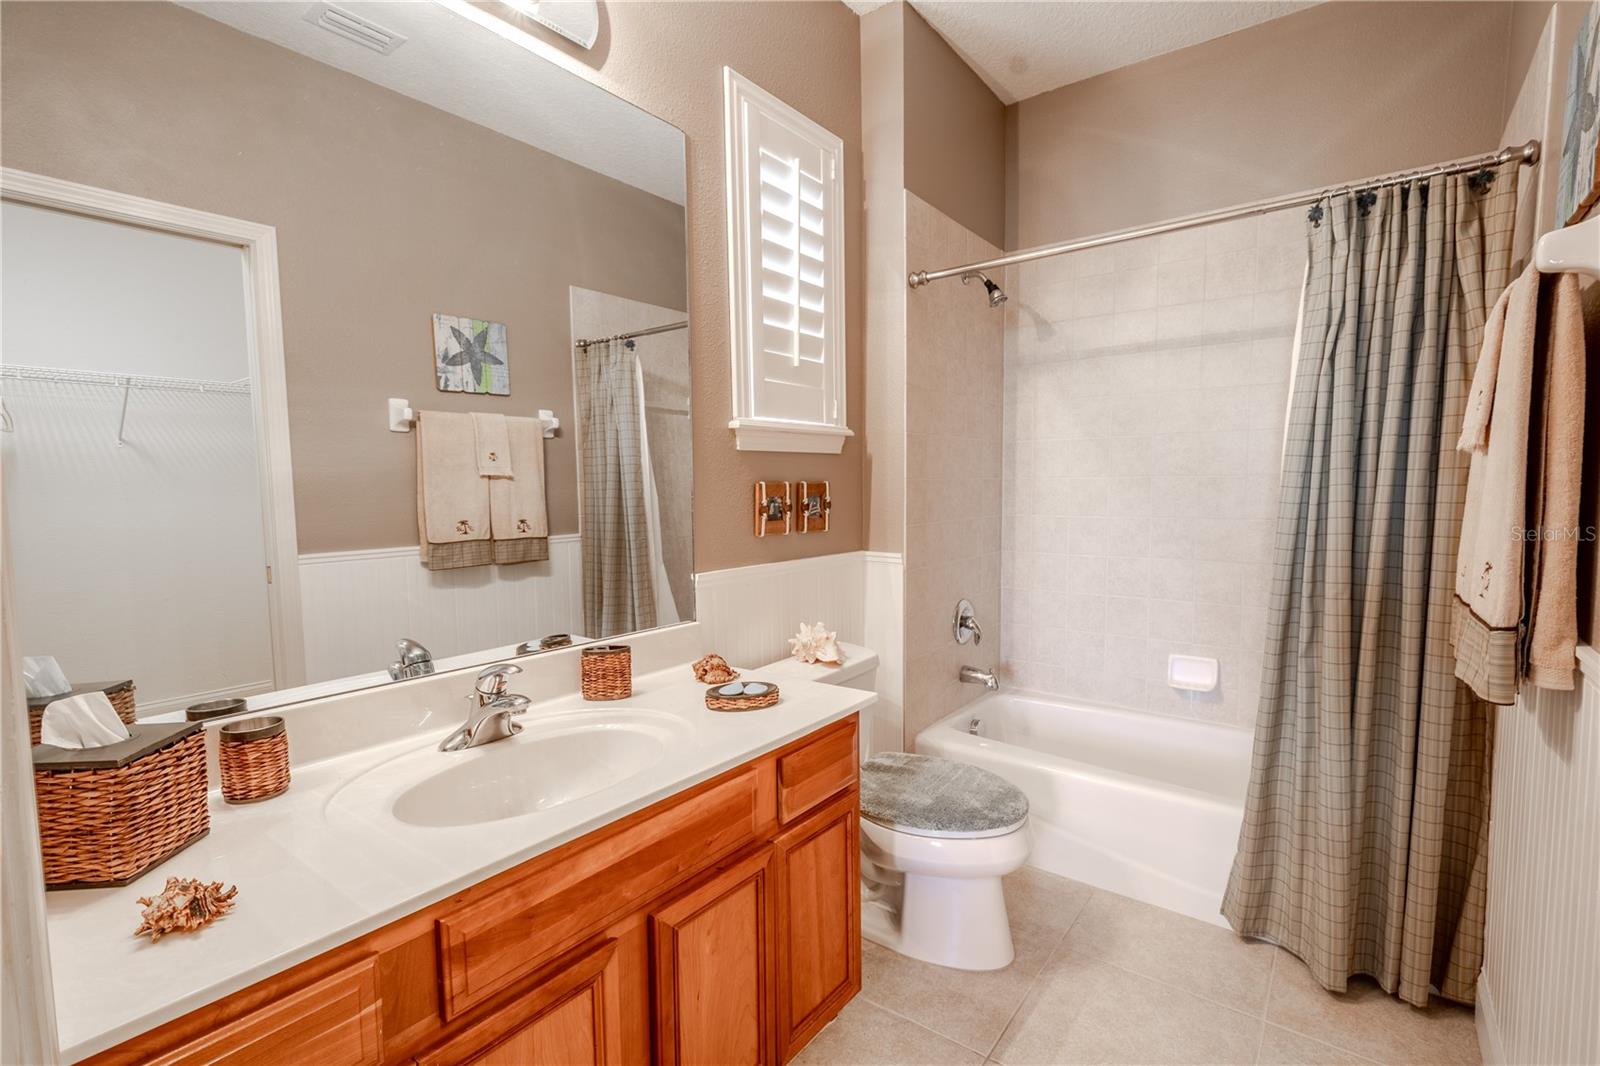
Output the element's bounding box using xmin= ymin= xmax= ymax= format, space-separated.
xmin=414 ymin=939 xmax=623 ymax=1066
xmin=774 ymin=794 xmax=860 ymax=1061
xmin=650 ymin=846 xmax=777 ymax=1066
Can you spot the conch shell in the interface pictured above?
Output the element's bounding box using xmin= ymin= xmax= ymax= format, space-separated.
xmin=692 ymin=654 xmax=740 ymax=684
xmin=134 ymin=877 xmax=238 ymax=942
xmin=789 ymin=622 xmax=843 ymax=666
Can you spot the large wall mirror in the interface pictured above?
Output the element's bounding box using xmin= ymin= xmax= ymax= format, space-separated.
xmin=0 ymin=1 xmax=691 ymax=719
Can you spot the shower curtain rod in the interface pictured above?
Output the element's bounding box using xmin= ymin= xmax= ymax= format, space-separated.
xmin=907 ymin=139 xmax=1541 ymax=289
xmin=575 ymin=320 xmax=688 ymax=349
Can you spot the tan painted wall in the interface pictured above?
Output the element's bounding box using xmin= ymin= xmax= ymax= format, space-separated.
xmin=901 ymin=5 xmax=1007 ymax=250
xmin=0 ymin=1 xmax=687 ymax=555
xmin=488 ymin=1 xmax=866 ymax=572
xmin=1007 ymin=1 xmax=1518 ymax=247
xmin=861 ymin=3 xmax=909 ymax=555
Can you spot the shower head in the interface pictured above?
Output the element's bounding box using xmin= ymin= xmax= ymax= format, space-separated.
xmin=961 ymin=270 xmax=1007 ymax=307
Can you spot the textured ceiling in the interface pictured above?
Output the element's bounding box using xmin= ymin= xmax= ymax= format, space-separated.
xmin=183 ymin=1 xmax=685 ymax=204
xmin=846 ymin=1 xmax=1320 ymax=104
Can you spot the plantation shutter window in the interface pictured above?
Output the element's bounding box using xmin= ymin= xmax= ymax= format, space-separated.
xmin=723 ymin=68 xmax=851 ymax=454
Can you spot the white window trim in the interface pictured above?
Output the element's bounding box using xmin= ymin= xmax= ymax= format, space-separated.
xmin=722 ymin=67 xmax=852 ymax=455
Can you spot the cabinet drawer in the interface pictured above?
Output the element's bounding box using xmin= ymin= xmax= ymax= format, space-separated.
xmin=438 ymin=766 xmax=771 ymax=1019
xmin=414 ymin=939 xmax=622 ymax=1066
xmin=777 ymin=720 xmax=857 ymax=823
xmin=146 ymin=955 xmax=381 ymax=1066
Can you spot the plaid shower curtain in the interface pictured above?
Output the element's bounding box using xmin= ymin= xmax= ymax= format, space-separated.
xmin=576 ymin=338 xmax=657 ymax=639
xmin=1221 ymin=162 xmax=1519 ymax=1007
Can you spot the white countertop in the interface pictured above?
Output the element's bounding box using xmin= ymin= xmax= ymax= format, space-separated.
xmin=46 ymin=665 xmax=872 ymax=1063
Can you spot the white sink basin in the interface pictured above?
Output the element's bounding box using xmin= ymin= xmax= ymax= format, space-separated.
xmin=326 ymin=710 xmax=692 ymax=829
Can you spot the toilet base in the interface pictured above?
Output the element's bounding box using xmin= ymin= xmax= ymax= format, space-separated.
xmin=860 ymin=872 xmax=1016 ymax=971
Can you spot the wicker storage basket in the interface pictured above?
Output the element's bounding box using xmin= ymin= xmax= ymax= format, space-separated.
xmin=581 ymin=644 xmax=632 ymax=701
xmin=33 ymin=722 xmax=209 ymax=889
xmin=27 ymin=680 xmax=136 ymax=746
xmin=218 ymin=717 xmax=290 ymax=804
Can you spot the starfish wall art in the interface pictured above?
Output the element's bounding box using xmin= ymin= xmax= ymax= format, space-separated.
xmin=432 ymin=313 xmax=509 ymax=395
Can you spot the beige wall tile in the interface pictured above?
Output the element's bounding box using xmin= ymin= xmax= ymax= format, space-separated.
xmin=1000 ymin=215 xmax=1299 ymax=728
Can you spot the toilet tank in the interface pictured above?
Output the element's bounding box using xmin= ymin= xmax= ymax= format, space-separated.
xmin=745 ymin=642 xmax=879 ymax=693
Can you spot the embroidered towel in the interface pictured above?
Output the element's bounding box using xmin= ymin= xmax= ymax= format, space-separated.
xmin=489 ymin=414 xmax=549 ymax=564
xmin=472 ymin=412 xmax=513 ymax=479
xmin=417 ymin=410 xmax=492 ymax=570
xmin=1453 ymin=266 xmax=1586 ymax=701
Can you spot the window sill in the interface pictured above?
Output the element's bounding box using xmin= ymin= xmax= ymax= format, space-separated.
xmin=728 ymin=419 xmax=854 ymax=454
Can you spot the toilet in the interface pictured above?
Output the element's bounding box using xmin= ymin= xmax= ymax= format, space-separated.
xmin=753 ymin=644 xmax=1032 ymax=972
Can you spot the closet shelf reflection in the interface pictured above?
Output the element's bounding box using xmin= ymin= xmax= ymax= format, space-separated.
xmin=0 ymin=363 xmax=251 ymax=444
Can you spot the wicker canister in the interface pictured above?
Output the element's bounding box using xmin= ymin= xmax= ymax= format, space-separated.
xmin=33 ymin=722 xmax=210 ymax=889
xmin=218 ymin=717 xmax=290 ymax=804
xmin=27 ymin=680 xmax=137 ymax=746
xmin=581 ymin=644 xmax=632 ymax=701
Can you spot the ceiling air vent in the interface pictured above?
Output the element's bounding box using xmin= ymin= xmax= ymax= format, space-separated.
xmin=302 ymin=3 xmax=408 ymax=55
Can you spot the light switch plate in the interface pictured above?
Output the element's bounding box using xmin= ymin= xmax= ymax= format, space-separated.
xmin=795 ymin=480 xmax=830 ymax=533
xmin=753 ymin=481 xmax=791 ymax=537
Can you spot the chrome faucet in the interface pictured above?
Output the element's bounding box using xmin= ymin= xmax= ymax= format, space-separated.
xmin=438 ymin=664 xmax=530 ymax=752
xmin=388 ymin=638 xmax=435 ymax=681
xmin=959 ymin=665 xmax=999 ymax=691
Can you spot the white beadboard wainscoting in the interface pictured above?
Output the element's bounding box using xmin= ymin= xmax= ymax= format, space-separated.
xmin=297 ymin=535 xmax=583 ymax=683
xmin=695 ymin=550 xmax=903 ymax=757
xmin=1478 ymin=645 xmax=1600 ymax=1066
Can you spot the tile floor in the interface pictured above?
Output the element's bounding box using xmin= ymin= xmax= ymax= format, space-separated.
xmin=797 ymin=868 xmax=1481 ymax=1066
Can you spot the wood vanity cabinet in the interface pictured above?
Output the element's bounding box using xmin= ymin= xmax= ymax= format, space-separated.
xmin=87 ymin=715 xmax=860 ymax=1066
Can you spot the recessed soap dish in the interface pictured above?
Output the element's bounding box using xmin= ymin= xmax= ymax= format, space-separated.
xmin=1167 ymin=654 xmax=1219 ymax=693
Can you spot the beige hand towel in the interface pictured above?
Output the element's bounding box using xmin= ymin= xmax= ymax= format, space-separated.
xmin=472 ymin=412 xmax=513 ymax=479
xmin=1523 ymin=272 xmax=1586 ymax=690
xmin=489 ymin=414 xmax=549 ymax=564
xmin=417 ymin=410 xmax=492 ymax=570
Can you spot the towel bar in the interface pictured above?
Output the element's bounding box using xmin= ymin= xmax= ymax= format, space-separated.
xmin=1534 ymin=215 xmax=1599 ymax=280
xmin=388 ymin=398 xmax=558 ymax=438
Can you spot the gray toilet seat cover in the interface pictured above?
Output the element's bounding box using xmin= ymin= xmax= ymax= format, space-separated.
xmin=860 ymin=752 xmax=1028 ymax=839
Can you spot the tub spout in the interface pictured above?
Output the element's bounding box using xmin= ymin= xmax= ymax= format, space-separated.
xmin=959 ymin=665 xmax=999 ymax=691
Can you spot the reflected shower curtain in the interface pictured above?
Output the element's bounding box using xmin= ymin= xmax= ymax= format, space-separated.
xmin=1222 ymin=163 xmax=1518 ymax=1007
xmin=576 ymin=338 xmax=656 ymax=638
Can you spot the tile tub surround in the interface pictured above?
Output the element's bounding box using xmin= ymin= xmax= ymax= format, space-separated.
xmin=1000 ymin=209 xmax=1304 ymax=727
xmin=43 ymin=651 xmax=872 ymax=1062
xmin=797 ymin=868 xmax=1480 ymax=1066
xmin=903 ymin=192 xmax=1006 ymax=743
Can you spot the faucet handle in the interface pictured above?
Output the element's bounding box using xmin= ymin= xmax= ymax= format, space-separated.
xmin=475 ymin=663 xmax=523 ymax=698
xmin=487 ymin=694 xmax=530 ymax=716
xmin=953 ymin=599 xmax=983 ymax=646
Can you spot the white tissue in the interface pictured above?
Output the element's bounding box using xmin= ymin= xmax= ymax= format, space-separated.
xmin=22 ymin=656 xmax=71 ymax=699
xmin=39 ymin=692 xmax=131 ymax=749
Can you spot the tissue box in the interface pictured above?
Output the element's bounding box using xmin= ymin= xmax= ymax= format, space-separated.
xmin=33 ymin=722 xmax=209 ymax=889
xmin=26 ymin=679 xmax=136 ymax=746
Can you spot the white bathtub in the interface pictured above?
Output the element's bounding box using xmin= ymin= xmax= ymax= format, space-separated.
xmin=916 ymin=692 xmax=1253 ymax=927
